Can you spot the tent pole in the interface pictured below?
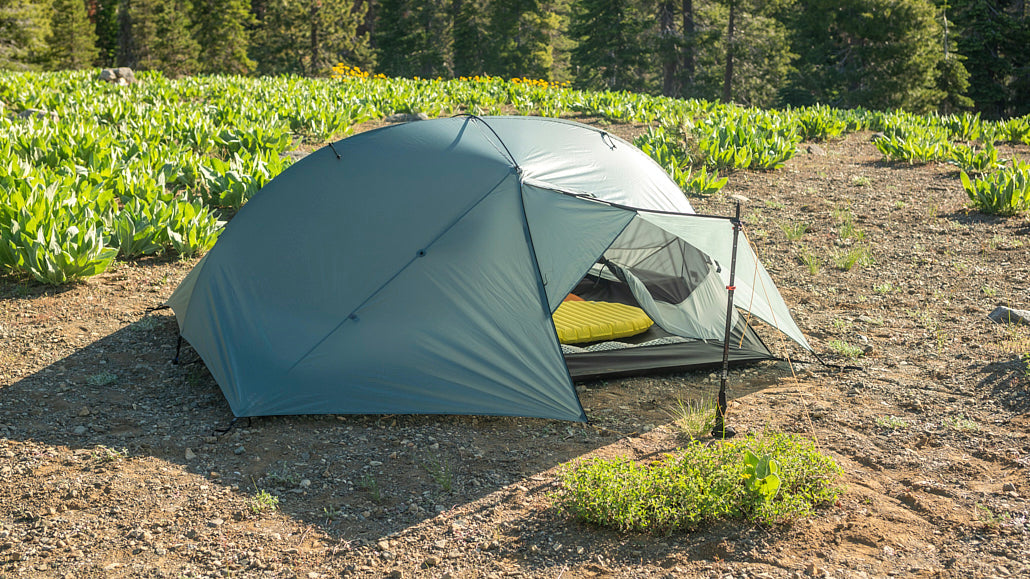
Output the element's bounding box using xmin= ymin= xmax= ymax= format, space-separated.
xmin=713 ymin=201 xmax=742 ymax=440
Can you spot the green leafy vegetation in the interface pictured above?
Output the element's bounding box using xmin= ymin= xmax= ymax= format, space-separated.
xmin=554 ymin=432 xmax=842 ymax=532
xmin=250 ymin=489 xmax=280 ymax=514
xmin=827 ymin=340 xmax=864 ymax=359
xmin=961 ymin=160 xmax=1030 ymax=216
xmin=875 ymin=415 xmax=909 ymax=430
xmin=1 ymin=69 xmax=1027 ymax=287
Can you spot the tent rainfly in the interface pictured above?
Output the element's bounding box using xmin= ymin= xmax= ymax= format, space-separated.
xmin=166 ymin=116 xmax=812 ymax=422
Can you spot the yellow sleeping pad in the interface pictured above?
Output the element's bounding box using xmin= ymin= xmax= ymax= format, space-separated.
xmin=552 ymin=300 xmax=653 ymax=345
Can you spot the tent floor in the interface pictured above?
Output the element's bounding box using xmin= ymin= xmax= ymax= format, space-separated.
xmin=562 ymin=325 xmax=775 ymax=381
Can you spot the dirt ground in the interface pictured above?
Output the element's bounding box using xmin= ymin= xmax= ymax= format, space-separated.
xmin=1 ymin=121 xmax=1029 ymax=579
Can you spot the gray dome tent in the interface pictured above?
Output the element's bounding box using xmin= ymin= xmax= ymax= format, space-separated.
xmin=166 ymin=116 xmax=811 ymax=422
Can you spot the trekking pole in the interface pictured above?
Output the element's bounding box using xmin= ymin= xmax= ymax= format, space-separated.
xmin=713 ymin=198 xmax=744 ymax=439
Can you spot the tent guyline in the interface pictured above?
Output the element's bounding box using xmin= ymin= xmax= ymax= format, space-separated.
xmin=164 ymin=116 xmax=814 ymax=422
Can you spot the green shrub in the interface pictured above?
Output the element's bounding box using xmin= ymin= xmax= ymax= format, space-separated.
xmin=554 ymin=431 xmax=842 ymax=533
xmin=961 ymin=160 xmax=1030 ymax=216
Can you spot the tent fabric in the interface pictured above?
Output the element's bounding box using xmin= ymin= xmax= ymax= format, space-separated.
xmin=166 ymin=115 xmax=809 ymax=421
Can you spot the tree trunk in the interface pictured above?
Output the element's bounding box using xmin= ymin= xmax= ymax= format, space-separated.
xmin=660 ymin=0 xmax=678 ymax=96
xmin=682 ymin=0 xmax=694 ymax=88
xmin=722 ymin=0 xmax=735 ymax=103
xmin=310 ymin=0 xmax=321 ymax=75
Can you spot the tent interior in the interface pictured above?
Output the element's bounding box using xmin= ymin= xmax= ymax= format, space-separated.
xmin=545 ymin=207 xmax=777 ymax=381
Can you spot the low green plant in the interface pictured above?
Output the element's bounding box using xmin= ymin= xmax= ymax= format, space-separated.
xmin=873 ymin=282 xmax=894 ymax=294
xmin=851 ymin=175 xmax=871 ymax=187
xmin=833 ymin=246 xmax=873 ymax=271
xmin=554 ymin=431 xmax=842 ymax=532
xmin=264 ymin=466 xmax=300 ymax=487
xmin=961 ymin=160 xmax=1030 ymax=216
xmin=92 ymin=445 xmax=128 ymax=462
xmin=421 ymin=455 xmax=454 ymax=493
xmin=945 ymin=415 xmax=979 ymax=432
xmin=742 ymin=451 xmax=781 ymax=502
xmin=832 ymin=318 xmax=852 ymax=333
xmin=359 ymin=472 xmax=382 ymax=502
xmin=875 ymin=415 xmax=908 ymax=429
xmin=779 ymin=221 xmax=808 ymax=241
xmin=827 ymin=340 xmax=863 ymax=359
xmin=947 ymin=143 xmax=1005 ymax=175
xmin=668 ymin=397 xmax=717 ymax=440
xmin=981 ymin=285 xmax=996 ymax=297
xmin=87 ymin=371 xmax=117 ymax=386
xmin=251 ymin=489 xmax=279 ymax=513
xmin=798 ymin=247 xmax=821 ymax=275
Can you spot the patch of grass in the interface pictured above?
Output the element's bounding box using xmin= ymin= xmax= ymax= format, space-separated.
xmin=831 ymin=319 xmax=852 ymax=333
xmin=779 ymin=221 xmax=808 ymax=241
xmin=945 ymin=416 xmax=980 ymax=432
xmin=322 ymin=505 xmax=342 ymax=520
xmin=798 ymin=246 xmax=821 ymax=275
xmin=981 ymin=285 xmax=996 ymax=297
xmin=250 ymin=489 xmax=279 ymax=514
xmin=421 ymin=455 xmax=454 ymax=493
xmin=894 ymin=200 xmax=907 ymax=210
xmin=87 ymin=371 xmax=117 ymax=386
xmin=833 ymin=246 xmax=873 ymax=271
xmin=764 ymin=199 xmax=785 ymax=210
xmin=875 ymin=415 xmax=909 ymax=430
xmin=92 ymin=445 xmax=128 ymax=462
xmin=827 ymin=340 xmax=863 ymax=359
xmin=264 ymin=466 xmax=300 ymax=487
xmin=359 ymin=472 xmax=382 ymax=502
xmin=851 ymin=175 xmax=871 ymax=187
xmin=668 ymin=397 xmax=717 ymax=440
xmin=976 ymin=503 xmax=1009 ymax=529
xmin=554 ymin=431 xmax=843 ymax=532
xmin=873 ymin=282 xmax=895 ymax=294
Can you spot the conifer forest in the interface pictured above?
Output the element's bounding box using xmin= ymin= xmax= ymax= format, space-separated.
xmin=1 ymin=0 xmax=1028 ymax=117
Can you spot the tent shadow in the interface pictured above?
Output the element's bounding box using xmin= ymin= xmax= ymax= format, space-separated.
xmin=2 ymin=312 xmax=786 ymax=554
xmin=976 ymin=354 xmax=1030 ymax=415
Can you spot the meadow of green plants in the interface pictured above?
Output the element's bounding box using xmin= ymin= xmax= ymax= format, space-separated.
xmin=2 ymin=69 xmax=1029 ymax=285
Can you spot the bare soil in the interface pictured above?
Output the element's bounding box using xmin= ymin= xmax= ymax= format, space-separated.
xmin=1 ymin=123 xmax=1029 ymax=579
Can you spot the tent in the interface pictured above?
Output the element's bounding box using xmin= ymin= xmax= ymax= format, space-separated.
xmin=166 ymin=116 xmax=811 ymax=422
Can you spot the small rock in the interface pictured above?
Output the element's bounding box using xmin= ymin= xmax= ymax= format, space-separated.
xmin=807 ymin=144 xmax=827 ymax=156
xmin=73 ymin=426 xmax=87 ymax=435
xmin=386 ymin=570 xmax=403 ymax=578
xmin=384 ymin=112 xmax=429 ymax=123
xmin=234 ymin=446 xmax=245 ymax=455
xmin=378 ymin=540 xmax=391 ymax=551
xmin=989 ymin=306 xmax=1030 ymax=326
xmin=78 ymin=407 xmax=91 ymax=417
xmin=299 ymin=479 xmax=311 ymax=488
xmin=184 ymin=448 xmax=196 ymax=460
xmin=424 ymin=555 xmax=441 ymax=567
xmin=207 ymin=518 xmax=224 ymax=527
xmin=17 ymin=108 xmax=58 ymax=122
xmin=1002 ymin=483 xmax=1017 ymax=492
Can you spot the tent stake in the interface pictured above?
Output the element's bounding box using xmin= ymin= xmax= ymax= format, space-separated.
xmin=713 ymin=201 xmax=743 ymax=440
xmin=173 ymin=334 xmax=183 ymax=365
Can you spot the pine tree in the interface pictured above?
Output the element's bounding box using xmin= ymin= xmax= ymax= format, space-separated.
xmin=193 ymin=0 xmax=255 ymax=74
xmin=486 ymin=0 xmax=561 ymax=80
xmin=373 ymin=0 xmax=450 ymax=78
xmin=569 ymin=0 xmax=650 ymax=91
xmin=89 ymin=0 xmax=119 ymax=66
xmin=0 ymin=0 xmax=51 ymax=70
xmin=787 ymin=0 xmax=948 ymax=112
xmin=950 ymin=0 xmax=1030 ymax=117
xmin=252 ymin=0 xmax=373 ymax=75
xmin=452 ymin=0 xmax=489 ymax=76
xmin=45 ymin=0 xmax=98 ymax=69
